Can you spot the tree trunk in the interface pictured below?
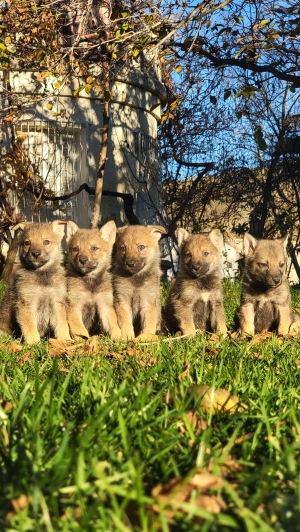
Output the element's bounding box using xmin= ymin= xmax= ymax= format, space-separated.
xmin=90 ymin=64 xmax=110 ymax=229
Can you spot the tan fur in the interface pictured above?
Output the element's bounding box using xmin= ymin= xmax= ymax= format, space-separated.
xmin=165 ymin=228 xmax=227 ymax=335
xmin=113 ymin=224 xmax=167 ymax=339
xmin=66 ymin=221 xmax=121 ymax=340
xmin=0 ymin=221 xmax=71 ymax=344
xmin=235 ymin=233 xmax=298 ymax=335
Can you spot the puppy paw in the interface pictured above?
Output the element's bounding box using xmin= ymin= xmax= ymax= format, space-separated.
xmin=24 ymin=332 xmax=41 ymax=345
xmin=70 ymin=327 xmax=89 ymax=339
xmin=121 ymin=326 xmax=135 ymax=340
xmin=289 ymin=321 xmax=300 ymax=335
xmin=110 ymin=327 xmax=122 ymax=341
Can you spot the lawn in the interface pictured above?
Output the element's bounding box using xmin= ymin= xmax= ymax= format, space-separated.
xmin=1 ymin=280 xmax=300 ymax=531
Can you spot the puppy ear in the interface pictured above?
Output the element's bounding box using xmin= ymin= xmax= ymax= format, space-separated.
xmin=66 ymin=221 xmax=79 ymax=240
xmin=278 ymin=234 xmax=289 ymax=249
xmin=209 ymin=228 xmax=224 ymax=250
xmin=116 ymin=225 xmax=128 ymax=235
xmin=51 ymin=220 xmax=66 ymax=236
xmin=100 ymin=220 xmax=117 ymax=243
xmin=177 ymin=228 xmax=190 ymax=248
xmin=148 ymin=225 xmax=168 ymax=241
xmin=243 ymin=233 xmax=258 ymax=256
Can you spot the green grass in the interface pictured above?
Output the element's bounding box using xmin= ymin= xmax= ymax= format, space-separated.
xmin=1 ymin=281 xmax=300 ymax=531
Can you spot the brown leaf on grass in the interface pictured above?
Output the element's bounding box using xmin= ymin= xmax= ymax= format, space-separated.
xmin=49 ymin=338 xmax=71 ymax=350
xmin=9 ymin=341 xmax=23 ymax=353
xmin=59 ymin=367 xmax=70 ymax=373
xmin=216 ymin=454 xmax=243 ymax=475
xmin=0 ymin=397 xmax=13 ymax=412
xmin=178 ymin=412 xmax=207 ymax=435
xmin=189 ymin=472 xmax=223 ymax=489
xmin=250 ymin=332 xmax=275 ymax=345
xmin=208 ymin=333 xmax=220 ymax=344
xmin=151 ymin=471 xmax=226 ymax=519
xmin=17 ymin=352 xmax=33 ymax=367
xmin=294 ymin=359 xmax=300 ymax=368
xmin=227 ymin=331 xmax=238 ymax=339
xmin=252 ymin=352 xmax=264 ymax=359
xmin=178 ymin=363 xmax=190 ymax=380
xmin=289 ymin=320 xmax=300 ymax=336
xmin=6 ymin=495 xmax=32 ymax=519
xmin=189 ymin=385 xmax=248 ymax=414
xmin=83 ymin=335 xmax=99 ymax=355
xmin=193 ymin=494 xmax=226 ymax=513
xmin=109 ymin=351 xmax=123 ymax=360
xmin=48 ymin=339 xmax=85 ymax=357
xmin=205 ymin=347 xmax=220 ymax=356
xmin=133 ymin=333 xmax=159 ymax=343
xmin=234 ymin=432 xmax=255 ymax=445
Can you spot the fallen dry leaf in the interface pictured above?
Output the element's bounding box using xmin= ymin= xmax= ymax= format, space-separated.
xmin=178 ymin=412 xmax=207 ymax=435
xmin=151 ymin=470 xmax=226 ymax=519
xmin=133 ymin=333 xmax=159 ymax=343
xmin=178 ymin=363 xmax=190 ymax=380
xmin=289 ymin=320 xmax=300 ymax=336
xmin=9 ymin=341 xmax=23 ymax=353
xmin=109 ymin=351 xmax=123 ymax=360
xmin=17 ymin=352 xmax=33 ymax=366
xmin=208 ymin=333 xmax=220 ymax=344
xmin=0 ymin=398 xmax=13 ymax=412
xmin=59 ymin=367 xmax=70 ymax=373
xmin=205 ymin=347 xmax=221 ymax=356
xmin=252 ymin=352 xmax=264 ymax=359
xmin=86 ymin=335 xmax=99 ymax=354
xmin=189 ymin=385 xmax=248 ymax=414
xmin=6 ymin=494 xmax=32 ymax=520
xmin=48 ymin=338 xmax=71 ymax=350
xmin=48 ymin=340 xmax=85 ymax=357
xmin=234 ymin=432 xmax=255 ymax=445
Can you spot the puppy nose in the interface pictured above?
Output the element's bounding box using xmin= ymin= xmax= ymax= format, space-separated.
xmin=192 ymin=263 xmax=200 ymax=272
xmin=272 ymin=277 xmax=281 ymax=285
xmin=31 ymin=250 xmax=41 ymax=258
xmin=126 ymin=259 xmax=135 ymax=267
xmin=79 ymin=255 xmax=88 ymax=265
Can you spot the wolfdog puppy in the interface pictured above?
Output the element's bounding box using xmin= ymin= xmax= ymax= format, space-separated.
xmin=165 ymin=228 xmax=227 ymax=335
xmin=0 ymin=221 xmax=71 ymax=344
xmin=235 ymin=233 xmax=298 ymax=335
xmin=113 ymin=224 xmax=167 ymax=339
xmin=66 ymin=220 xmax=121 ymax=340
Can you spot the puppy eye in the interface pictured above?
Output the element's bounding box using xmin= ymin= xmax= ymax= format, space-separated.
xmin=23 ymin=240 xmax=30 ymax=246
xmin=203 ymin=251 xmax=209 ymax=257
xmin=259 ymin=262 xmax=268 ymax=267
xmin=91 ymin=246 xmax=98 ymax=251
xmin=120 ymin=245 xmax=126 ymax=252
xmin=185 ymin=251 xmax=191 ymax=257
xmin=43 ymin=240 xmax=50 ymax=245
xmin=138 ymin=245 xmax=145 ymax=251
xmin=72 ymin=246 xmax=79 ymax=252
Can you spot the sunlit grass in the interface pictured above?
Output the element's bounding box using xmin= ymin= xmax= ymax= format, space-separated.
xmin=0 ymin=280 xmax=300 ymax=531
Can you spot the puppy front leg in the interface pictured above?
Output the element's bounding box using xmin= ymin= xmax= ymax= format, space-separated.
xmin=115 ymin=300 xmax=135 ymax=340
xmin=140 ymin=299 xmax=159 ymax=335
xmin=278 ymin=305 xmax=292 ymax=335
xmin=97 ymin=296 xmax=121 ymax=340
xmin=16 ymin=302 xmax=40 ymax=344
xmin=214 ymin=302 xmax=227 ymax=334
xmin=237 ymin=303 xmax=255 ymax=335
xmin=67 ymin=305 xmax=89 ymax=339
xmin=174 ymin=303 xmax=196 ymax=336
xmin=53 ymin=301 xmax=71 ymax=341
